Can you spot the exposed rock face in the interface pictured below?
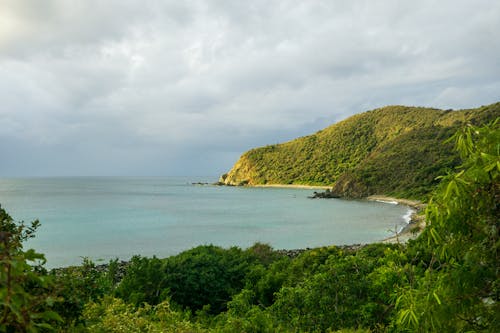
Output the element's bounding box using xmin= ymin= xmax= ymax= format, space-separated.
xmin=219 ymin=155 xmax=255 ymax=186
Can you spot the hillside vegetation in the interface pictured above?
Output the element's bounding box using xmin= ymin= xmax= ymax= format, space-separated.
xmin=220 ymin=102 xmax=500 ymax=199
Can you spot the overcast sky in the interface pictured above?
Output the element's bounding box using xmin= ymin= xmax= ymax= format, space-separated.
xmin=1 ymin=0 xmax=499 ymax=177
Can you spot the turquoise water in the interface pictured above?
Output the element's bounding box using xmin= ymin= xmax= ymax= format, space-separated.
xmin=0 ymin=177 xmax=410 ymax=268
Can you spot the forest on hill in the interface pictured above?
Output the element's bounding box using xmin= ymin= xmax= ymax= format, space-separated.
xmin=1 ymin=120 xmax=498 ymax=332
xmin=220 ymin=102 xmax=500 ymax=199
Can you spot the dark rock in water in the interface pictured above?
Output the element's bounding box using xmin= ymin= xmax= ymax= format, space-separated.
xmin=213 ymin=181 xmax=234 ymax=186
xmin=308 ymin=188 xmax=340 ymax=199
xmin=192 ymin=182 xmax=210 ymax=185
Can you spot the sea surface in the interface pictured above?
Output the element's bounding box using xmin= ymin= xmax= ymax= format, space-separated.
xmin=0 ymin=177 xmax=411 ymax=268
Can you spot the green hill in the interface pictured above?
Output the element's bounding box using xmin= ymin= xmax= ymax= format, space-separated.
xmin=219 ymin=102 xmax=500 ymax=199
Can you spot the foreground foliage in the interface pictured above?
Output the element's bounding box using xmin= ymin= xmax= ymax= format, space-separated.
xmin=393 ymin=120 xmax=499 ymax=332
xmin=0 ymin=207 xmax=61 ymax=332
xmin=1 ymin=120 xmax=498 ymax=332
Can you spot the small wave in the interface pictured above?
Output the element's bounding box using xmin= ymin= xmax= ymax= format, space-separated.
xmin=392 ymin=209 xmax=415 ymax=234
xmin=402 ymin=208 xmax=414 ymax=224
xmin=375 ymin=199 xmax=398 ymax=205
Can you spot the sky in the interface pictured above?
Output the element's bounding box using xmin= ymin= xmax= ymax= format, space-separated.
xmin=1 ymin=0 xmax=499 ymax=177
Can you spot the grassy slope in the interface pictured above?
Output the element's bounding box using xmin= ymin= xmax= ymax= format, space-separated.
xmin=220 ymin=102 xmax=500 ymax=199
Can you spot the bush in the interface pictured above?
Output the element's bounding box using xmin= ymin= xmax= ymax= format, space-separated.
xmin=82 ymin=296 xmax=205 ymax=333
xmin=0 ymin=205 xmax=62 ymax=332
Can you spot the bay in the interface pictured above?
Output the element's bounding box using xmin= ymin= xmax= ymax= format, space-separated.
xmin=0 ymin=177 xmax=410 ymax=268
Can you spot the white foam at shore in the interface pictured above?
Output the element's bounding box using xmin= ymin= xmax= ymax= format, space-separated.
xmin=375 ymin=199 xmax=399 ymax=205
xmin=403 ymin=208 xmax=414 ymax=224
xmin=394 ymin=208 xmax=415 ymax=234
xmin=371 ymin=198 xmax=416 ymax=234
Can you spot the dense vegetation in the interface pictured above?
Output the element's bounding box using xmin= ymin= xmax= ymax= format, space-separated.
xmin=1 ymin=121 xmax=498 ymax=332
xmin=220 ymin=102 xmax=499 ymax=199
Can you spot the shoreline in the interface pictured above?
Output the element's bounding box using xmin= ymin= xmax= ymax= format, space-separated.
xmin=366 ymin=195 xmax=425 ymax=210
xmin=366 ymin=195 xmax=427 ymax=243
xmin=252 ymin=184 xmax=331 ymax=190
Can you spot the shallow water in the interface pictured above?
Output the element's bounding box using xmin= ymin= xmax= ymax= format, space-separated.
xmin=0 ymin=177 xmax=410 ymax=267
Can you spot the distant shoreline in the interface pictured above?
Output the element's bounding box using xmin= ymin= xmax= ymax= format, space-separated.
xmin=366 ymin=195 xmax=424 ymax=210
xmin=251 ymin=184 xmax=331 ymax=190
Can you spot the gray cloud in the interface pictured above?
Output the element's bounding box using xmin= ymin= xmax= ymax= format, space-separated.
xmin=0 ymin=0 xmax=499 ymax=176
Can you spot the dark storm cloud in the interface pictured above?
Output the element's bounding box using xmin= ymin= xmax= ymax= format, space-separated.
xmin=0 ymin=0 xmax=499 ymax=176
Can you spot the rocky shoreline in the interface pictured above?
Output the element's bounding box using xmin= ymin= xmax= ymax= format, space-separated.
xmin=51 ymin=260 xmax=131 ymax=280
xmin=51 ymin=244 xmax=369 ymax=278
xmin=275 ymin=243 xmax=365 ymax=259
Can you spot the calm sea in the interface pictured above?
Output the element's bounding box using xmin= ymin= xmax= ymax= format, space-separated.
xmin=0 ymin=177 xmax=410 ymax=268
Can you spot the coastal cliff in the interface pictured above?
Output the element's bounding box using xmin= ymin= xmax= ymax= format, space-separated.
xmin=220 ymin=102 xmax=500 ymax=199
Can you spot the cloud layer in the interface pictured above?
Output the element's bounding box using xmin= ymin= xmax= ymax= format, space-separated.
xmin=1 ymin=0 xmax=499 ymax=176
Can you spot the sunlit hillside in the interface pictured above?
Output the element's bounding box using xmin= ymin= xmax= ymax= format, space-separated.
xmin=221 ymin=102 xmax=500 ymax=199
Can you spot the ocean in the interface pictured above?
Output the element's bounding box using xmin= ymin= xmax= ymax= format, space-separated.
xmin=0 ymin=177 xmax=411 ymax=268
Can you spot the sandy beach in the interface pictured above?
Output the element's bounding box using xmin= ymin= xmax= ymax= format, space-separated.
xmin=252 ymin=184 xmax=332 ymax=190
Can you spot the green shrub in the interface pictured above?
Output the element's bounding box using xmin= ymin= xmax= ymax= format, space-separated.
xmin=82 ymin=296 xmax=205 ymax=333
xmin=0 ymin=206 xmax=62 ymax=332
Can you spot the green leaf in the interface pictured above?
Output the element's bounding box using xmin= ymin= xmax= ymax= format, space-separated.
xmin=432 ymin=292 xmax=441 ymax=305
xmin=34 ymin=322 xmax=55 ymax=330
xmin=444 ymin=179 xmax=458 ymax=200
xmin=410 ymin=309 xmax=419 ymax=326
xmin=484 ymin=161 xmax=499 ymax=172
xmin=40 ymin=310 xmax=63 ymax=322
xmin=429 ymin=228 xmax=441 ymax=245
